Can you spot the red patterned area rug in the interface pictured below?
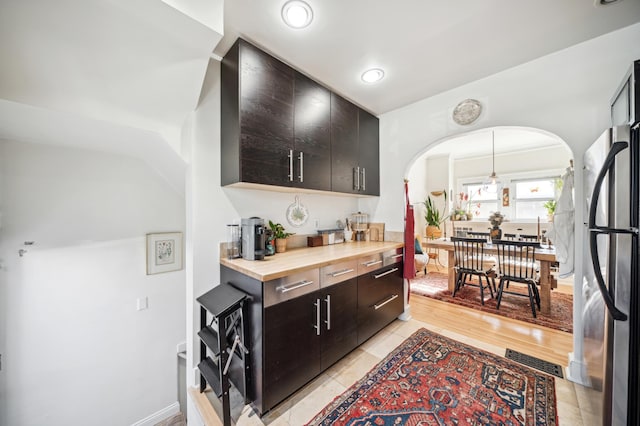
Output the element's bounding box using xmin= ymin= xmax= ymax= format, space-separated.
xmin=411 ymin=272 xmax=573 ymax=334
xmin=306 ymin=328 xmax=558 ymax=426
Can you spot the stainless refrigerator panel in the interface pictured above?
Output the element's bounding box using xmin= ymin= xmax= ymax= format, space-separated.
xmin=611 ymin=129 xmax=632 ymax=425
xmin=582 ymin=129 xmax=611 ymax=422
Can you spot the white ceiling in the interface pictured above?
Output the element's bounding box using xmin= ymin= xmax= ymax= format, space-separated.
xmin=218 ymin=0 xmax=640 ymax=115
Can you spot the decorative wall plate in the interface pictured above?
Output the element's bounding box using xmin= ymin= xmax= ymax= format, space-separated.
xmin=286 ymin=196 xmax=309 ymax=227
xmin=452 ymin=99 xmax=482 ymax=125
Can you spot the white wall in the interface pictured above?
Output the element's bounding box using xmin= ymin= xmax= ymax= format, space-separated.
xmin=373 ymin=23 xmax=640 ymax=384
xmin=0 ymin=140 xmax=186 ymax=426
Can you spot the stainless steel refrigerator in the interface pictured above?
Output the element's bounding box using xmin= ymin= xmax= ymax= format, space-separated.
xmin=583 ymin=59 xmax=640 ymax=426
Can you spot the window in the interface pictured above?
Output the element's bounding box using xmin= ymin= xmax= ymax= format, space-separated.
xmin=460 ymin=183 xmax=498 ymax=219
xmin=458 ymin=174 xmax=561 ymax=221
xmin=513 ymin=177 xmax=559 ymax=220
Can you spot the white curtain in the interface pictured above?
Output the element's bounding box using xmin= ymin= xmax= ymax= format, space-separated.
xmin=547 ymin=166 xmax=575 ymax=278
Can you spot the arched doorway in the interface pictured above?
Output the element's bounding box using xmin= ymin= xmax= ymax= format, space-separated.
xmin=406 ymin=126 xmax=575 ymax=334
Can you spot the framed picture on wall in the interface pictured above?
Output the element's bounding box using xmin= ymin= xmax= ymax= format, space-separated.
xmin=502 ymin=188 xmax=510 ymax=207
xmin=146 ymin=232 xmax=183 ymax=275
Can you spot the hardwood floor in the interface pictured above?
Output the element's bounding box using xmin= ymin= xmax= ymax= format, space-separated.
xmin=410 ymin=294 xmax=573 ymax=368
xmin=415 ymin=263 xmax=574 ymax=367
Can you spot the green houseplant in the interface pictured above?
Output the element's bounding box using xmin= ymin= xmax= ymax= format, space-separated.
xmin=422 ymin=191 xmax=448 ymax=239
xmin=543 ymin=200 xmax=557 ymax=222
xmin=268 ymin=220 xmax=294 ymax=253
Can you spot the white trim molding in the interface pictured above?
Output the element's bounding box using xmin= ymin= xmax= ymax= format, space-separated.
xmin=130 ymin=402 xmax=180 ymax=426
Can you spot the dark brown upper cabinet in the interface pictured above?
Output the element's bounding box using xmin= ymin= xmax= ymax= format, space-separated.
xmin=357 ymin=109 xmax=380 ymax=196
xmin=221 ymin=38 xmax=378 ymax=195
xmin=330 ymin=93 xmax=359 ymax=194
xmin=330 ymin=95 xmax=380 ymax=195
xmin=293 ymin=73 xmax=331 ymax=191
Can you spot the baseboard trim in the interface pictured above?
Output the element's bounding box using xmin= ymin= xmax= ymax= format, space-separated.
xmin=131 ymin=401 xmax=180 ymax=426
xmin=566 ymin=352 xmax=590 ymax=386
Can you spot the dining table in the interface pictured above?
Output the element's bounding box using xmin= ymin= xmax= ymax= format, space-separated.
xmin=423 ymin=238 xmax=558 ymax=315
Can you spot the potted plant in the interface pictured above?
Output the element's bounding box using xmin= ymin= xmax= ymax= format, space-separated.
xmin=488 ymin=211 xmax=505 ymax=240
xmin=422 ymin=191 xmax=448 ymax=239
xmin=543 ymin=200 xmax=556 ymax=222
xmin=268 ymin=220 xmax=295 ymax=253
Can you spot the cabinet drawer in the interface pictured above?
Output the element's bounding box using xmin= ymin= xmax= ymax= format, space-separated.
xmin=264 ymin=269 xmax=320 ymax=307
xmin=357 ymin=253 xmax=384 ymax=276
xmin=382 ymin=248 xmax=404 ymax=266
xmin=321 ymin=260 xmax=357 ymax=288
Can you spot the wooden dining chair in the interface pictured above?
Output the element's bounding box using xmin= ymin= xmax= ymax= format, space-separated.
xmin=493 ymin=240 xmax=541 ymax=318
xmin=519 ymin=234 xmax=540 ymax=242
xmin=450 ymin=236 xmax=496 ymax=305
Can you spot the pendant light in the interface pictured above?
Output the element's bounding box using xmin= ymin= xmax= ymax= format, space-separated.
xmin=483 ymin=130 xmax=502 ymax=192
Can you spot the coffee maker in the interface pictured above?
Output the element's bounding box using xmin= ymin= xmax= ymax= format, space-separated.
xmin=241 ymin=217 xmax=266 ymax=260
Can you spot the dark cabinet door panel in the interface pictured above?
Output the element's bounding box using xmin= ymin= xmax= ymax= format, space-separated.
xmin=239 ymin=41 xmax=294 ymax=187
xmin=320 ymin=278 xmax=358 ymax=370
xmin=263 ymin=293 xmax=321 ymax=410
xmin=331 ymin=93 xmax=359 ymax=193
xmin=358 ymin=109 xmax=380 ymax=195
xmin=294 ymin=72 xmax=331 ymax=190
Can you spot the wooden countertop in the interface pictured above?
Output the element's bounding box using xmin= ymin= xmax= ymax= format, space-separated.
xmin=220 ymin=241 xmax=404 ymax=281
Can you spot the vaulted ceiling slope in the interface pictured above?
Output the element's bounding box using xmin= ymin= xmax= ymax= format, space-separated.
xmin=0 ymin=0 xmax=223 ymax=191
xmin=219 ymin=0 xmax=640 ymax=115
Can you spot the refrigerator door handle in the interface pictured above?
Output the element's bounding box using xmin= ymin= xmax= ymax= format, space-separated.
xmin=588 ymin=140 xmax=629 ymax=321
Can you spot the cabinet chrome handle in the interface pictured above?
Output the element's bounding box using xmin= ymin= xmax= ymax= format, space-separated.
xmin=328 ymin=268 xmax=355 ymax=277
xmin=298 ymin=151 xmax=304 ymax=183
xmin=374 ymin=294 xmax=398 ymax=310
xmin=361 ymin=167 xmax=366 ymax=191
xmin=363 ymin=260 xmax=383 ymax=268
xmin=277 ymin=280 xmax=314 ymax=293
xmin=354 ymin=166 xmax=360 ymax=190
xmin=314 ymin=298 xmax=321 ymax=336
xmin=391 ymin=254 xmax=403 ymax=259
xmin=374 ymin=267 xmax=399 ymax=279
xmin=324 ymin=294 xmax=331 ymax=330
xmin=288 ymin=149 xmax=294 ymax=181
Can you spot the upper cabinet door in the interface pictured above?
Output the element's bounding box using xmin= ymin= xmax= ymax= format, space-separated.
xmin=294 ymin=73 xmax=331 ymax=191
xmin=358 ymin=109 xmax=380 ymax=196
xmin=331 ymin=93 xmax=359 ymax=194
xmin=239 ymin=40 xmax=295 ymax=187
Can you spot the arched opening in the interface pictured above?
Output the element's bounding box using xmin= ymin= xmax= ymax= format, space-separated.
xmin=406 ymin=126 xmax=575 ymax=336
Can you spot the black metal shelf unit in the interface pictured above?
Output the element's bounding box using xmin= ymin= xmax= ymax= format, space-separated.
xmin=196 ymin=283 xmax=251 ymax=426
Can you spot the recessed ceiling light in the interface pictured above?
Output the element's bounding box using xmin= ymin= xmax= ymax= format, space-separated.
xmin=361 ymin=68 xmax=385 ymax=83
xmin=281 ymin=1 xmax=313 ymax=29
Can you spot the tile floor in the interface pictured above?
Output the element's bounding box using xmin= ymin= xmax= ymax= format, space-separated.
xmin=220 ymin=317 xmax=597 ymax=425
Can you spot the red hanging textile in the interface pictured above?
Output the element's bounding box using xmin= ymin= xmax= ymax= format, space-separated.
xmin=403 ymin=180 xmax=415 ymax=302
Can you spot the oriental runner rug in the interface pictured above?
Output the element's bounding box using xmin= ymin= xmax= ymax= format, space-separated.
xmin=411 ymin=272 xmax=573 ymax=334
xmin=306 ymin=328 xmax=558 ymax=426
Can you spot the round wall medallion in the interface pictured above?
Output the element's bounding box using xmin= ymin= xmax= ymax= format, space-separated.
xmin=452 ymin=99 xmax=482 ymax=125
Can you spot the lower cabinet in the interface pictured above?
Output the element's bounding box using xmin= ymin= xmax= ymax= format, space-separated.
xmin=320 ymin=277 xmax=358 ymax=370
xmin=357 ymin=261 xmax=404 ymax=345
xmin=220 ymin=250 xmax=402 ymax=416
xmin=264 ymin=291 xmax=321 ymax=410
xmin=263 ymin=275 xmax=358 ymax=410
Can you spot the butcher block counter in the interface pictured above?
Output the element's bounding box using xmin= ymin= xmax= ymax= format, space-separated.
xmin=220 ymin=241 xmax=404 ymax=281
